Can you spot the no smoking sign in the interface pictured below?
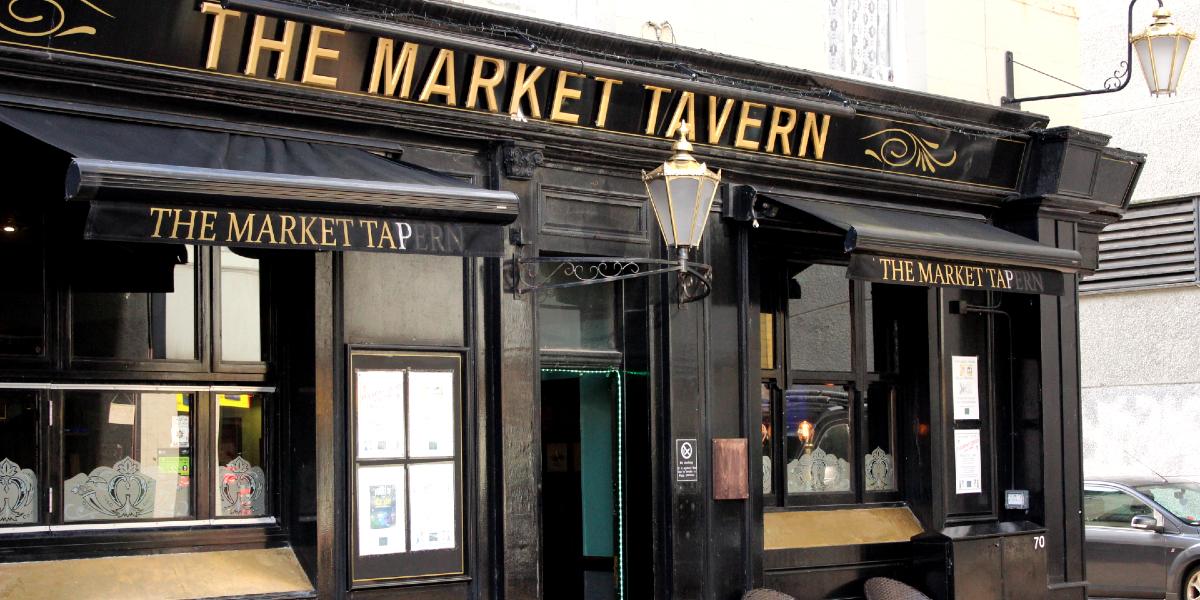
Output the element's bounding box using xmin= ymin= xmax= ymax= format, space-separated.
xmin=675 ymin=438 xmax=698 ymax=482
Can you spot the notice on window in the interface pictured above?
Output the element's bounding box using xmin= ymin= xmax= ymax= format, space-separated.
xmin=952 ymin=355 xmax=980 ymax=420
xmin=356 ymin=370 xmax=406 ymax=459
xmin=170 ymin=415 xmax=189 ymax=448
xmin=954 ymin=429 xmax=983 ymax=495
xmin=108 ymin=401 xmax=136 ymax=425
xmin=409 ymin=462 xmax=457 ymax=551
xmin=357 ymin=465 xmax=407 ymax=556
xmin=408 ymin=370 xmax=455 ymax=458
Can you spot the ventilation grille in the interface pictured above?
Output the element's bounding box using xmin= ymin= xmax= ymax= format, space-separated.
xmin=1081 ymin=198 xmax=1198 ymax=293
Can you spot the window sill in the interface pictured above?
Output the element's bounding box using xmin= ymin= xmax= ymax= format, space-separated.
xmin=0 ymin=547 xmax=313 ymax=599
xmin=763 ymin=505 xmax=923 ymax=550
xmin=0 ymin=516 xmax=278 ymax=534
xmin=0 ymin=520 xmax=288 ymax=563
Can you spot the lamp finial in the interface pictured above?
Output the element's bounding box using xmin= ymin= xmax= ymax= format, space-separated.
xmin=671 ymin=120 xmax=695 ymax=159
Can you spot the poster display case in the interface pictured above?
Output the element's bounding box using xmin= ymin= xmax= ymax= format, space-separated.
xmin=348 ymin=349 xmax=464 ymax=585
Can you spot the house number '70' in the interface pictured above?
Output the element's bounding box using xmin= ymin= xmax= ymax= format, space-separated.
xmin=1033 ymin=535 xmax=1046 ymax=549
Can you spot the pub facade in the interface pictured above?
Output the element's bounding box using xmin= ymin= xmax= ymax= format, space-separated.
xmin=0 ymin=1 xmax=1143 ymax=599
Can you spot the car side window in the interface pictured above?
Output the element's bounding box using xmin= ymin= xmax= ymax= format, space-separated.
xmin=1084 ymin=488 xmax=1155 ymax=528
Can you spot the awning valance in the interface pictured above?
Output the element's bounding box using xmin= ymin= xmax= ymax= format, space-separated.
xmin=0 ymin=105 xmax=519 ymax=256
xmin=763 ymin=194 xmax=1083 ymax=295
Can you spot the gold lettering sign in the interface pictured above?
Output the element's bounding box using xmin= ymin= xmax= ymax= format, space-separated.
xmin=194 ymin=2 xmax=841 ymax=168
xmin=134 ymin=206 xmax=470 ymax=255
xmin=852 ymin=255 xmax=1055 ymax=295
xmin=0 ymin=2 xmax=1026 ymax=189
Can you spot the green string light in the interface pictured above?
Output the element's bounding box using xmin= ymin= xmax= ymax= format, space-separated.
xmin=540 ymin=367 xmax=625 ymax=600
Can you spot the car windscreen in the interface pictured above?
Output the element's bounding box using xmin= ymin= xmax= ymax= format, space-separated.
xmin=1135 ymin=483 xmax=1200 ymax=525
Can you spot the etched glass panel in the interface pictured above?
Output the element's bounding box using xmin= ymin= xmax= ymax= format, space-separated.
xmin=217 ymin=393 xmax=267 ymax=517
xmin=63 ymin=392 xmax=193 ymax=522
xmin=0 ymin=391 xmax=38 ymax=525
xmin=761 ymin=383 xmax=773 ymax=495
xmin=220 ymin=248 xmax=265 ymax=362
xmin=785 ymin=383 xmax=852 ymax=494
xmin=864 ymin=381 xmax=896 ymax=491
xmin=72 ymin=246 xmax=196 ymax=360
xmin=788 ymin=265 xmax=852 ymax=372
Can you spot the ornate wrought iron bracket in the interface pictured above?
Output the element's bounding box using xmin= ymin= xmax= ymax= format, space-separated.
xmin=512 ymin=255 xmax=713 ymax=304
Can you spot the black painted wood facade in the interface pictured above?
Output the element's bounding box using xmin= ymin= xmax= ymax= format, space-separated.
xmin=0 ymin=1 xmax=1146 ymax=599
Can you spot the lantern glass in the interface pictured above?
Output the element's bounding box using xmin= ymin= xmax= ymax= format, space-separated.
xmin=691 ymin=176 xmax=720 ymax=248
xmin=645 ymin=174 xmax=674 ymax=248
xmin=1131 ymin=8 xmax=1195 ymax=96
xmin=668 ymin=176 xmax=701 ymax=248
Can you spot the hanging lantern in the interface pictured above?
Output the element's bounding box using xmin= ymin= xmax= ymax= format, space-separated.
xmin=641 ymin=122 xmax=722 ymax=260
xmin=1131 ymin=6 xmax=1195 ymax=96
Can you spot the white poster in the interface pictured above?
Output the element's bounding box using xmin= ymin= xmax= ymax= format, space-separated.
xmin=408 ymin=461 xmax=456 ymax=551
xmin=408 ymin=371 xmax=455 ymax=458
xmin=170 ymin=415 xmax=189 ymax=448
xmin=356 ymin=465 xmax=407 ymax=556
xmin=356 ymin=370 xmax=406 ymax=459
xmin=952 ymin=355 xmax=980 ymax=420
xmin=954 ymin=429 xmax=983 ymax=495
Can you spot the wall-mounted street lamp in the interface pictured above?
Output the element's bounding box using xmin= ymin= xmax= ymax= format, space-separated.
xmin=514 ymin=123 xmax=720 ymax=304
xmin=1002 ymin=0 xmax=1194 ymax=106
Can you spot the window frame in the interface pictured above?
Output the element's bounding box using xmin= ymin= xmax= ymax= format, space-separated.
xmin=0 ymin=243 xmax=280 ymax=533
xmin=65 ymin=244 xmax=210 ymax=374
xmin=761 ymin=260 xmax=902 ymax=509
xmin=0 ymin=384 xmax=275 ymax=532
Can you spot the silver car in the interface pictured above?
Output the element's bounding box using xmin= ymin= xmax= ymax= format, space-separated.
xmin=1085 ymin=478 xmax=1200 ymax=599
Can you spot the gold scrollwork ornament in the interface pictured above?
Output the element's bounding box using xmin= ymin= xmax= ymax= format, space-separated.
xmin=861 ymin=128 xmax=958 ymax=174
xmin=1 ymin=0 xmax=113 ymax=38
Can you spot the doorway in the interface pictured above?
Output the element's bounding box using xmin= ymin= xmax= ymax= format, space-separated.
xmin=541 ymin=369 xmax=623 ymax=600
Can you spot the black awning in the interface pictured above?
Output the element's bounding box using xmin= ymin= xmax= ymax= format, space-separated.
xmin=764 ymin=195 xmax=1083 ymax=295
xmin=0 ymin=105 xmax=518 ymax=224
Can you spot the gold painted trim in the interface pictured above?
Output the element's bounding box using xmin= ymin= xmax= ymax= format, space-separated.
xmin=860 ymin=128 xmax=958 ymax=174
xmin=0 ymin=0 xmax=113 ymax=38
xmin=0 ymin=38 xmax=1025 ymax=190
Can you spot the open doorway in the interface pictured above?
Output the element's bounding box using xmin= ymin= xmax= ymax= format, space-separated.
xmin=541 ymin=369 xmax=622 ymax=600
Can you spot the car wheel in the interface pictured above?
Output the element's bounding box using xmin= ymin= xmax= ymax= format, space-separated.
xmin=1186 ymin=566 xmax=1200 ymax=600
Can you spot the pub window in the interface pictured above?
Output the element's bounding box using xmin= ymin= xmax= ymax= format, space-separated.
xmin=0 ymin=207 xmax=45 ymax=358
xmin=217 ymin=247 xmax=267 ymax=364
xmin=70 ymin=245 xmax=199 ymax=363
xmin=216 ymin=392 xmax=268 ymax=517
xmin=0 ymin=388 xmax=273 ymax=529
xmin=62 ymin=391 xmax=194 ymax=522
xmin=0 ymin=236 xmax=276 ymax=531
xmin=537 ymin=277 xmax=618 ymax=351
xmin=761 ymin=263 xmax=900 ymax=506
xmin=0 ymin=391 xmax=40 ymax=526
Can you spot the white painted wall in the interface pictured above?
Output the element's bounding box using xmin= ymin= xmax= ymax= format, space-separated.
xmin=1080 ymin=286 xmax=1200 ymax=478
xmin=1078 ymin=1 xmax=1200 ymax=478
xmin=441 ymin=0 xmax=1084 ymax=125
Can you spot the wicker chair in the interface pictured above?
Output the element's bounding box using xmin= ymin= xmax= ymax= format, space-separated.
xmin=863 ymin=577 xmax=932 ymax=600
xmin=741 ymin=589 xmax=797 ymax=600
